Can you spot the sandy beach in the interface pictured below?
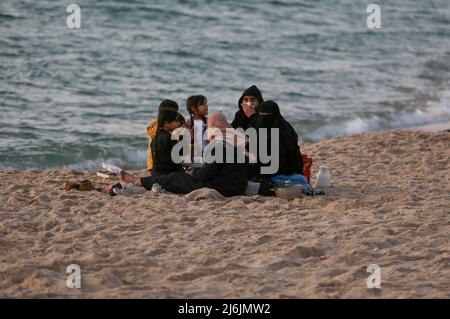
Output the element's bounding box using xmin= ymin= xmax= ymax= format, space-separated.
xmin=0 ymin=130 xmax=449 ymax=298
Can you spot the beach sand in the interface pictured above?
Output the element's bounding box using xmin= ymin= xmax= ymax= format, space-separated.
xmin=0 ymin=130 xmax=449 ymax=298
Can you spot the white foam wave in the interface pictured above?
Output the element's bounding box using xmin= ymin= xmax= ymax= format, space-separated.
xmin=310 ymin=97 xmax=450 ymax=141
xmin=66 ymin=149 xmax=148 ymax=170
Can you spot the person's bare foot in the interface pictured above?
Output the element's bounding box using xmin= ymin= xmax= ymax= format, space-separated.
xmin=120 ymin=171 xmax=141 ymax=186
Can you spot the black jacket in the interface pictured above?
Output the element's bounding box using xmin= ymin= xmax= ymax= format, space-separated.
xmin=255 ymin=101 xmax=303 ymax=177
xmin=192 ymin=141 xmax=248 ymax=197
xmin=151 ymin=129 xmax=183 ymax=175
xmin=231 ymin=85 xmax=264 ymax=130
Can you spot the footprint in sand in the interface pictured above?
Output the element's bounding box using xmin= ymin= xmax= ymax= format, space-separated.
xmin=324 ymin=199 xmax=364 ymax=212
xmin=261 ymin=245 xmax=325 ymax=271
xmin=285 ymin=245 xmax=323 ymax=260
xmin=166 ymin=268 xmax=220 ymax=282
xmin=255 ymin=235 xmax=273 ymax=246
xmin=146 ymin=248 xmax=166 ymax=256
xmin=265 ymin=259 xmax=301 ymax=271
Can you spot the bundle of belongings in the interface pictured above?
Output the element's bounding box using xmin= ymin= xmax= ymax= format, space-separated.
xmin=256 ymin=174 xmax=325 ymax=197
xmin=271 ymin=174 xmax=325 ymax=196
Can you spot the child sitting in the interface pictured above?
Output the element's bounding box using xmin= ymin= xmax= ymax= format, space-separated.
xmin=146 ymin=99 xmax=180 ymax=171
xmin=151 ymin=108 xmax=184 ymax=176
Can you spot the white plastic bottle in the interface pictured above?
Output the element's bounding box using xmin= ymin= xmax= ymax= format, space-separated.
xmin=314 ymin=164 xmax=331 ymax=188
xmin=113 ymin=184 xmax=146 ymax=196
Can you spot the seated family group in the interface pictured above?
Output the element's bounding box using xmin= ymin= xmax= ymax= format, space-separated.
xmin=120 ymin=85 xmax=305 ymax=197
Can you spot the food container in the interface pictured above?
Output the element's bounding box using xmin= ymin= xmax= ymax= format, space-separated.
xmin=245 ymin=181 xmax=261 ymax=196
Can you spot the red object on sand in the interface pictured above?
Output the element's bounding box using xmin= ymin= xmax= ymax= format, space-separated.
xmin=319 ymin=253 xmax=327 ymax=260
xmin=302 ymin=154 xmax=313 ymax=184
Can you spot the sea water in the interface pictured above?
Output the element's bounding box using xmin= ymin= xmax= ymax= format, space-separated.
xmin=1 ymin=0 xmax=449 ymax=169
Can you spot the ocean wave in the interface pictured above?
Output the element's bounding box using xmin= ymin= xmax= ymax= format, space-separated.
xmin=68 ymin=148 xmax=148 ymax=170
xmin=310 ymin=97 xmax=450 ymax=141
xmin=0 ymin=148 xmax=148 ymax=171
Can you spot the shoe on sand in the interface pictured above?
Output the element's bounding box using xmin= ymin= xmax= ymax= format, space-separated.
xmin=79 ymin=180 xmax=95 ymax=191
xmin=63 ymin=180 xmax=95 ymax=191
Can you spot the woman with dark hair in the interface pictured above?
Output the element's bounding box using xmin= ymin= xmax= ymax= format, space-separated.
xmin=150 ymin=108 xmax=184 ymax=176
xmin=185 ymin=95 xmax=208 ymax=158
xmin=254 ymin=100 xmax=303 ymax=177
xmin=120 ymin=112 xmax=248 ymax=197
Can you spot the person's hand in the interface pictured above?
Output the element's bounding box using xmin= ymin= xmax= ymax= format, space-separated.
xmin=246 ymin=151 xmax=257 ymax=163
xmin=242 ymin=103 xmax=256 ymax=118
xmin=184 ymin=166 xmax=193 ymax=174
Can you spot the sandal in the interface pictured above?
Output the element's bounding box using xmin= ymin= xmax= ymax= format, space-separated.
xmin=63 ymin=180 xmax=96 ymax=191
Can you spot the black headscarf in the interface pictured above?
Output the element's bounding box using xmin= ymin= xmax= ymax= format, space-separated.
xmin=237 ymin=85 xmax=264 ymax=112
xmin=256 ymin=101 xmax=281 ymax=129
xmin=231 ymin=85 xmax=264 ymax=129
xmin=255 ymin=101 xmax=303 ymax=176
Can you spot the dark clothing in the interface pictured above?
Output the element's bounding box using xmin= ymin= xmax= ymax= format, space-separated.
xmin=275 ymin=128 xmax=303 ymax=175
xmin=141 ymin=141 xmax=248 ymax=197
xmin=141 ymin=172 xmax=204 ymax=194
xmin=231 ymin=85 xmax=264 ymax=130
xmin=254 ymin=101 xmax=303 ymax=177
xmin=232 ymin=112 xmax=258 ymax=131
xmin=151 ymin=129 xmax=183 ymax=176
xmin=191 ymin=147 xmax=248 ymax=197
